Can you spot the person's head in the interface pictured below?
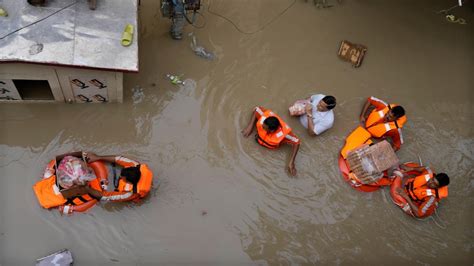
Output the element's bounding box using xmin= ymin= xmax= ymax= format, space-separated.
xmin=262 ymin=116 xmax=280 ymax=132
xmin=317 ymin=96 xmax=336 ymax=112
xmin=120 ymin=166 xmax=141 ymax=185
xmin=386 ymin=106 xmax=405 ymax=121
xmin=427 ymin=173 xmax=450 ymax=189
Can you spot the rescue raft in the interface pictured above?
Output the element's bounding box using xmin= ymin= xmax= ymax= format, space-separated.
xmin=33 ymin=153 xmax=110 ymax=214
xmin=339 ymin=127 xmax=399 ymax=192
xmin=389 ymin=162 xmax=447 ymax=219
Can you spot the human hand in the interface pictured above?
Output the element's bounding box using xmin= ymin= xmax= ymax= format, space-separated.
xmin=241 ymin=127 xmax=252 ymax=138
xmin=100 ymin=179 xmax=108 ymax=190
xmin=85 ymin=186 xmax=104 ymax=200
xmin=287 ymin=162 xmax=297 ymax=176
xmin=83 ymin=152 xmax=99 ymax=163
xmin=61 ymin=185 xmax=88 ymax=198
xmin=58 ymin=205 xmax=72 ymax=215
xmin=305 ymin=104 xmax=312 ymax=114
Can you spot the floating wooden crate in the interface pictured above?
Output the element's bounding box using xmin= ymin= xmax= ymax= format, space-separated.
xmin=337 ymin=40 xmax=367 ymax=68
xmin=346 ymin=140 xmax=399 ymax=184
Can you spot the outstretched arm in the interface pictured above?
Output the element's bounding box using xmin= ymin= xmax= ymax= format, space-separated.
xmin=60 ymin=185 xmax=102 ymax=200
xmin=287 ymin=143 xmax=300 ymax=176
xmin=359 ymin=99 xmax=372 ymax=124
xmin=85 ymin=153 xmax=140 ymax=170
xmin=242 ymin=108 xmax=258 ymax=138
xmin=59 ymin=199 xmax=98 ymax=215
xmin=401 ymin=165 xmax=426 ymax=173
xmin=398 ymin=191 xmax=422 ymax=217
xmin=383 ymin=135 xmax=398 ymax=151
xmin=396 ymin=188 xmax=434 ymax=218
xmin=84 ymin=152 xmax=116 ymax=163
xmin=305 ymin=104 xmax=317 ymax=136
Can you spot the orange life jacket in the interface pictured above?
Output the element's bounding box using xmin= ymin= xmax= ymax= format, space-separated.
xmin=33 ymin=174 xmax=68 ymax=209
xmin=33 ymin=159 xmax=105 ymax=210
xmin=256 ymin=110 xmax=292 ymax=149
xmin=405 ymin=169 xmax=448 ymax=203
xmin=117 ymin=164 xmax=153 ymax=199
xmin=340 ymin=126 xmax=373 ymax=158
xmin=365 ymin=104 xmax=407 ymax=138
xmin=33 ymin=174 xmax=99 ymax=209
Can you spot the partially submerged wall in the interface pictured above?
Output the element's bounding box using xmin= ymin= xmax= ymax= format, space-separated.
xmin=0 ymin=63 xmax=123 ymax=103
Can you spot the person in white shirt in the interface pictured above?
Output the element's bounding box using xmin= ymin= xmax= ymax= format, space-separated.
xmin=299 ymin=94 xmax=336 ymax=136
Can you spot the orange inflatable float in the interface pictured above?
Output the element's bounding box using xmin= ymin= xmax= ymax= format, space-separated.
xmin=256 ymin=109 xmax=292 ymax=149
xmin=389 ymin=162 xmax=448 ymax=218
xmin=338 ymin=154 xmax=393 ymax=192
xmin=33 ymin=157 xmax=107 ymax=214
xmin=339 ymin=127 xmax=395 ymax=192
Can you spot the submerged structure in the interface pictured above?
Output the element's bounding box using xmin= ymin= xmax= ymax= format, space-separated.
xmin=0 ymin=0 xmax=139 ymax=103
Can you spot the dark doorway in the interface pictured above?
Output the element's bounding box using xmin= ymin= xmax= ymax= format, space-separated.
xmin=13 ymin=79 xmax=54 ymax=100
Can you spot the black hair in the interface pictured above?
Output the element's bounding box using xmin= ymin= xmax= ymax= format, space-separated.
xmin=322 ymin=96 xmax=336 ymax=110
xmin=435 ymin=173 xmax=450 ymax=187
xmin=263 ymin=116 xmax=280 ymax=131
xmin=120 ymin=166 xmax=141 ymax=185
xmin=391 ymin=106 xmax=405 ymax=118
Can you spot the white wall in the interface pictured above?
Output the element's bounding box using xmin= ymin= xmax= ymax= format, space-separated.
xmin=0 ymin=63 xmax=123 ymax=103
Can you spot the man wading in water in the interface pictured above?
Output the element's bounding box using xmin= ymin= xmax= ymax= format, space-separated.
xmin=242 ymin=106 xmax=300 ymax=176
xmin=294 ymin=94 xmax=336 ymax=136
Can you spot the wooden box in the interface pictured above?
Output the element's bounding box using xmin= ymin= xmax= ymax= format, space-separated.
xmin=337 ymin=40 xmax=367 ymax=68
xmin=346 ymin=141 xmax=399 ymax=184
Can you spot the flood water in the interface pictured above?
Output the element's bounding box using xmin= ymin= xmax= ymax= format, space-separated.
xmin=1 ymin=0 xmax=473 ymax=265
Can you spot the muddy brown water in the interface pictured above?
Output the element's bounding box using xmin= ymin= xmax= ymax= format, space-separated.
xmin=1 ymin=0 xmax=473 ymax=265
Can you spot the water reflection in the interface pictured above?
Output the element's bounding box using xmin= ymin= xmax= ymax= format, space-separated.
xmin=1 ymin=0 xmax=473 ymax=265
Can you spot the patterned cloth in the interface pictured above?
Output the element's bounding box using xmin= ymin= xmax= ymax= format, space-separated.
xmin=289 ymin=99 xmax=310 ymax=116
xmin=299 ymin=94 xmax=335 ymax=135
xmin=56 ymin=156 xmax=96 ymax=189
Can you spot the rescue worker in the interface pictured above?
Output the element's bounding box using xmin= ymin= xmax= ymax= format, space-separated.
xmin=341 ymin=97 xmax=406 ymax=158
xmin=394 ymin=165 xmax=449 ymax=218
xmin=84 ymin=152 xmax=153 ymax=202
xmin=169 ymin=0 xmax=185 ymax=40
xmin=33 ymin=151 xmax=104 ymax=215
xmin=300 ymin=94 xmax=336 ymax=136
xmin=242 ymin=106 xmax=300 ymax=176
xmin=57 ymin=185 xmax=103 ymax=214
xmin=359 ymin=96 xmax=406 ymax=151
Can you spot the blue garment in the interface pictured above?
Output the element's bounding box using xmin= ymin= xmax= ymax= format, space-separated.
xmin=171 ymin=0 xmax=184 ymax=14
xmin=170 ymin=0 xmax=185 ymax=39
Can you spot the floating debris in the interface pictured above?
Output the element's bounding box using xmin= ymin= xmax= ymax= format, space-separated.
xmin=36 ymin=249 xmax=73 ymax=266
xmin=189 ymin=33 xmax=215 ymax=60
xmin=337 ymin=40 xmax=367 ymax=68
xmin=132 ymin=86 xmax=145 ymax=104
xmin=166 ymin=74 xmax=185 ymax=85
